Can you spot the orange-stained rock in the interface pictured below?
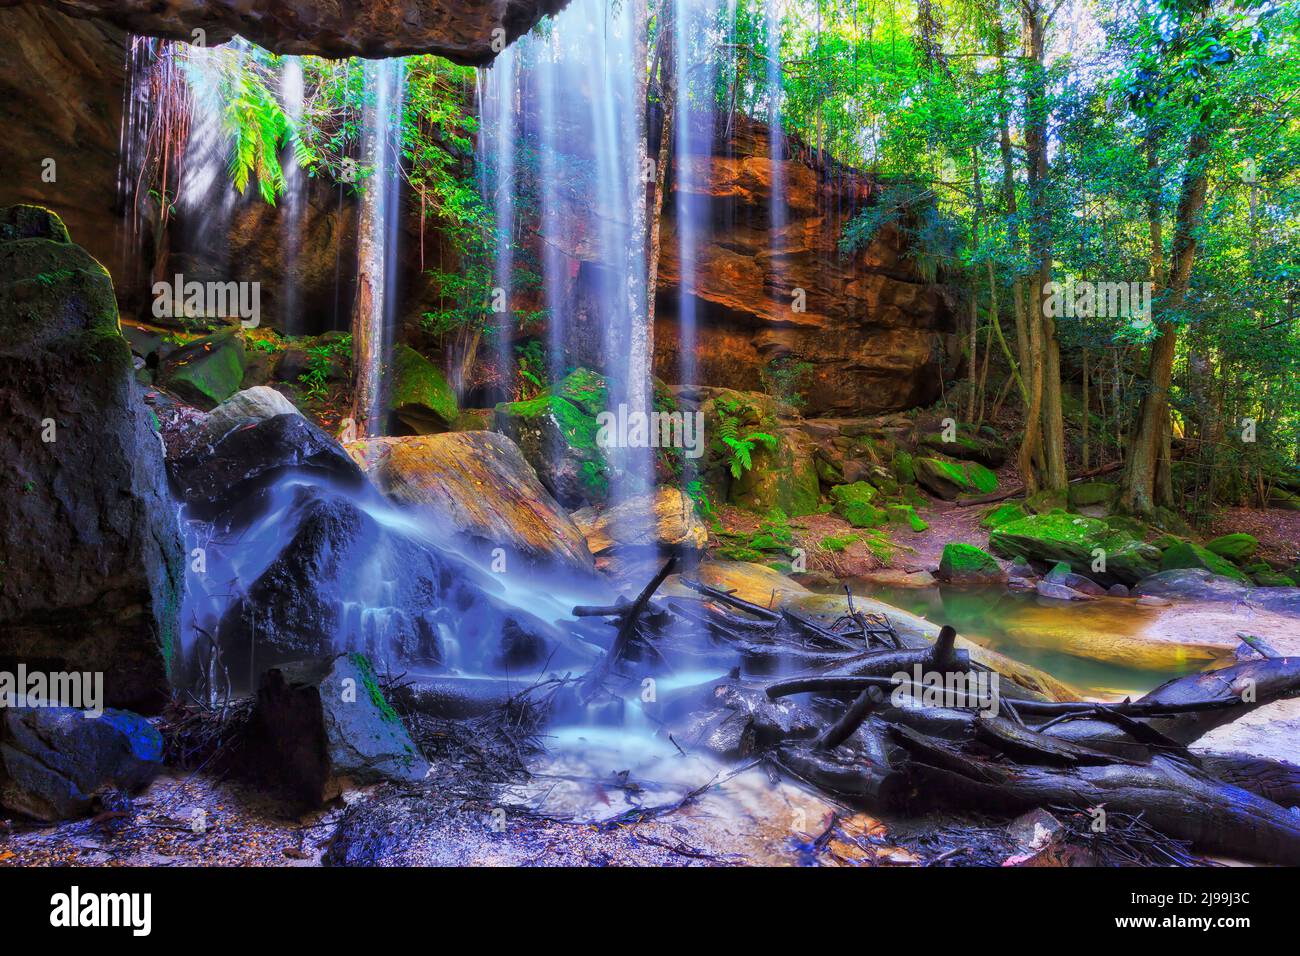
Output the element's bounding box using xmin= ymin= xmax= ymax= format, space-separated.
xmin=651 ymin=116 xmax=958 ymax=416
xmin=345 ymin=432 xmax=595 ymax=577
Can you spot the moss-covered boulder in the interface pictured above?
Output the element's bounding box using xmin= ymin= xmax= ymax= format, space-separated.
xmin=937 ymin=543 xmax=1007 ymax=586
xmin=388 ymin=344 xmax=458 ymax=433
xmin=1025 ymin=488 xmax=1068 ymax=514
xmin=1204 ymin=533 xmax=1259 ymax=564
xmin=1253 ymin=570 xmax=1298 ymax=588
xmin=701 ymin=389 xmax=817 ymax=516
xmin=886 ymin=503 xmax=928 ymax=533
xmin=914 ymin=456 xmax=998 ymax=500
xmin=0 ymin=206 xmax=183 ymax=712
xmin=920 ymin=424 xmax=1008 ymax=468
xmin=1067 ymin=480 xmax=1118 ymax=514
xmin=158 ymin=329 xmax=246 ymax=409
xmin=494 ymin=389 xmax=608 ymax=509
xmin=980 ymin=501 xmax=1027 ymax=531
xmin=830 ymin=482 xmax=887 ymax=528
xmin=729 ymin=426 xmax=820 ymax=517
xmin=988 ymin=513 xmax=1160 ymax=586
xmin=892 ymin=450 xmax=916 ymax=485
xmin=1160 ymin=541 xmax=1251 ymax=584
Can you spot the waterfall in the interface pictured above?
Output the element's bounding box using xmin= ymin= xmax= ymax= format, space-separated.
xmin=673 ymin=0 xmax=724 ymax=393
xmin=477 ymin=46 xmax=517 ymax=399
xmin=766 ymin=0 xmax=786 ymax=253
xmin=351 ymin=57 xmax=406 ymax=438
xmin=280 ymin=56 xmax=306 ymax=335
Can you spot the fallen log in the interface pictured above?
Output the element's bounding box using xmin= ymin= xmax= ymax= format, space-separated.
xmin=890 ymin=724 xmax=1300 ymax=865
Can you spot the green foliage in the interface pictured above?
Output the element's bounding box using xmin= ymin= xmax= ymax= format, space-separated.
xmin=760 ymin=355 xmax=814 ymax=410
xmin=298 ymin=334 xmax=351 ymax=402
xmin=714 ymin=397 xmax=779 ymax=479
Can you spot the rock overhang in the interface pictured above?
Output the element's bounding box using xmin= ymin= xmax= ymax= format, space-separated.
xmin=0 ymin=0 xmax=572 ymax=64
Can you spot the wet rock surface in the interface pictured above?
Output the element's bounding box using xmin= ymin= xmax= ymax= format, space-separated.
xmin=0 ymin=206 xmax=182 ymax=712
xmin=244 ymin=654 xmax=429 ymax=808
xmin=0 ymin=707 xmax=163 ymax=820
xmin=347 ymin=431 xmax=595 ymax=576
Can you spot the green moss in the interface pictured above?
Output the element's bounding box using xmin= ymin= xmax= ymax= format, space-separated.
xmin=820 ymin=533 xmax=860 ymax=553
xmin=830 ymin=481 xmax=887 ymax=527
xmin=938 ymin=542 xmax=1002 ymax=582
xmin=1204 ymin=533 xmax=1259 ymax=564
xmin=886 ymin=503 xmax=928 ymax=533
xmin=159 ymin=331 xmax=245 ymax=408
xmin=988 ymin=512 xmax=1160 ymax=585
xmin=915 ymin=456 xmax=998 ymax=498
xmin=1068 ymin=481 xmax=1118 ymax=509
xmin=716 ymin=545 xmax=766 ymax=562
xmin=980 ymin=502 xmax=1027 ymax=530
xmin=389 ymin=344 xmax=459 ymax=429
xmin=348 ymin=652 xmax=401 ymax=724
xmin=1160 ymin=541 xmax=1251 ymax=583
xmin=893 ymin=450 xmax=916 ymax=485
xmin=1253 ymin=570 xmax=1297 ymax=588
xmin=1025 ymin=489 xmax=1068 ymax=514
xmin=552 ymin=367 xmax=609 ymax=416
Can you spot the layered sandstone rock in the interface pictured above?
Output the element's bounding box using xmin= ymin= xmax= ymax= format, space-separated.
xmin=653 ymin=117 xmax=957 ymax=416
xmin=0 ymin=0 xmax=571 ymax=64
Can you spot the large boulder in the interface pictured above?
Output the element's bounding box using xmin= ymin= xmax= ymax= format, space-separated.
xmin=988 ymin=512 xmax=1160 ymax=586
xmin=699 ymin=388 xmax=818 ymax=516
xmin=1204 ymin=533 xmax=1259 ymax=564
xmin=203 ymin=384 xmax=301 ymax=438
xmin=494 ymin=370 xmax=610 ymax=509
xmin=572 ymin=486 xmax=707 ymax=561
xmin=166 ymin=411 xmax=365 ymax=518
xmin=346 ymin=431 xmax=595 ymax=576
xmin=914 ymin=456 xmax=998 ymax=500
xmin=0 ymin=707 xmax=163 ymax=820
xmin=388 ymin=344 xmax=458 ymax=434
xmin=0 ymin=206 xmax=182 ymax=712
xmin=920 ymin=425 xmax=1008 ymax=468
xmin=244 ymin=654 xmax=429 ymax=808
xmin=1160 ymin=541 xmax=1251 ymax=584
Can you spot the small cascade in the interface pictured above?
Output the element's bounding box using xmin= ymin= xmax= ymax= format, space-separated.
xmin=351 ymin=57 xmax=406 ymax=438
xmin=280 ymin=56 xmax=307 ymax=334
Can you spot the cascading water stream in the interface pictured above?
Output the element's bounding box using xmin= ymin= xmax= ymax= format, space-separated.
xmin=351 ymin=57 xmax=406 ymax=437
xmin=280 ymin=56 xmax=306 ymax=334
xmin=765 ymin=0 xmax=786 ymax=270
xmin=477 ymin=46 xmax=517 ymax=399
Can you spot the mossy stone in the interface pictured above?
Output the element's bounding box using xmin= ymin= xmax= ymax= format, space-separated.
xmin=389 ymin=344 xmax=458 ymax=432
xmin=980 ymin=501 xmax=1027 ymax=531
xmin=830 ymin=482 xmax=887 ymax=528
xmin=937 ymin=542 xmax=1005 ymax=585
xmin=1159 ymin=541 xmax=1251 ymax=583
xmin=1204 ymin=533 xmax=1259 ymax=564
xmin=989 ymin=512 xmax=1160 ymax=585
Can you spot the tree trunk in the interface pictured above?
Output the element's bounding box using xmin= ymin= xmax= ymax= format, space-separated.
xmin=1120 ymin=119 xmax=1212 ymax=515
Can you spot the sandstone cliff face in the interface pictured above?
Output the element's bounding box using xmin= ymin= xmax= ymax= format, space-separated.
xmin=652 ymin=116 xmax=957 ymax=417
xmin=0 ymin=7 xmax=128 ymax=288
xmin=0 ymin=0 xmax=571 ymax=64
